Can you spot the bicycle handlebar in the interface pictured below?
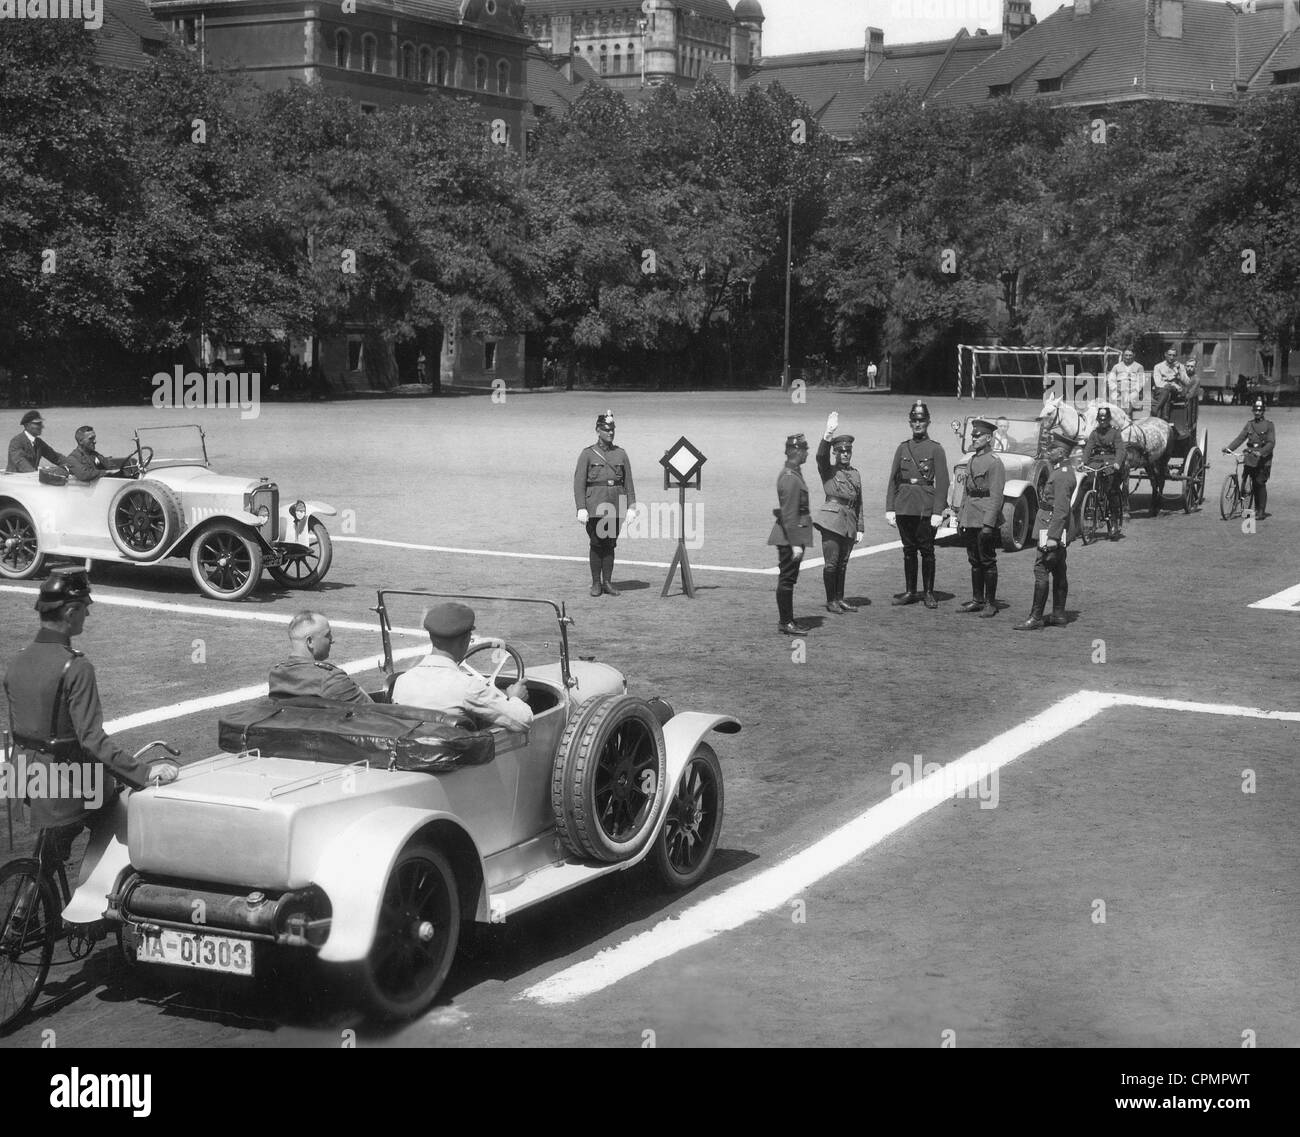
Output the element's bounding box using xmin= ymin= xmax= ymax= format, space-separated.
xmin=132 ymin=740 xmax=181 ymax=761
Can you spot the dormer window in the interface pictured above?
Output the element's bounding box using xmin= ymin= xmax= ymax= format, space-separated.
xmin=989 ymin=82 xmax=1013 ymax=97
xmin=1273 ymin=67 xmax=1300 ymax=85
xmin=1037 ymin=77 xmax=1061 ymax=93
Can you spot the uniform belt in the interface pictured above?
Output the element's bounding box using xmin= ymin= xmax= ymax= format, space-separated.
xmin=12 ymin=733 xmax=78 ymax=757
xmin=588 ymin=479 xmax=623 ymax=487
xmin=896 ymin=478 xmax=934 ymax=486
xmin=827 ymin=496 xmax=857 ymax=506
xmin=966 ymin=489 xmax=989 ymax=498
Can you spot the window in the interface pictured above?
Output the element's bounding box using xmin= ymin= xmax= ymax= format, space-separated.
xmin=335 ymin=29 xmax=350 ymax=69
xmin=1273 ymin=67 xmax=1300 ymax=85
xmin=360 ymin=102 xmax=378 ymax=115
xmin=988 ymin=83 xmax=1012 ymax=97
xmin=173 ymin=17 xmax=200 ymax=49
xmin=484 ymin=342 xmax=497 ymax=371
xmin=613 ymin=44 xmax=622 ymax=73
xmin=347 ymin=337 xmax=364 ymax=373
xmin=419 ymin=46 xmax=433 ymax=83
xmin=435 ymin=48 xmax=450 ymax=85
xmin=400 ymin=43 xmax=415 ymax=80
xmin=475 ymin=56 xmax=488 ymax=90
xmin=1037 ymin=77 xmax=1061 ymax=93
xmin=497 ymin=59 xmax=510 ymax=93
xmin=599 ymin=44 xmax=608 ymax=75
xmin=361 ymin=34 xmax=377 ymax=74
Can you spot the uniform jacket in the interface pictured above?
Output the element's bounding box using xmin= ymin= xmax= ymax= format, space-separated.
xmin=1227 ymin=419 xmax=1275 ymax=467
xmin=885 ymin=435 xmax=950 ymax=515
xmin=1082 ymin=425 xmax=1127 ymax=470
xmin=267 ymin=657 xmax=374 ymax=704
xmin=767 ymin=462 xmax=813 ymax=547
xmin=6 ymin=431 xmax=64 ymax=473
xmin=391 ymin=654 xmax=533 ymax=733
xmin=957 ymin=449 xmax=1006 ymax=529
xmin=814 ymin=439 xmax=863 ymax=537
xmin=4 ymin=630 xmax=153 ymax=828
xmin=1035 ymin=463 xmax=1076 ymax=543
xmin=64 ymin=447 xmax=125 ymax=483
xmin=574 ymin=443 xmax=636 ymax=515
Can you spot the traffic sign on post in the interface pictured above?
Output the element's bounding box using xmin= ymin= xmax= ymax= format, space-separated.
xmin=659 ymin=437 xmax=706 ymax=597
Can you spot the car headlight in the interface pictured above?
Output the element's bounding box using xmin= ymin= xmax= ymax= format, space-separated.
xmin=290 ymin=500 xmax=307 ymax=522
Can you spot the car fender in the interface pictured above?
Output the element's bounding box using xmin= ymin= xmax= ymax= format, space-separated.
xmin=302 ymin=499 xmax=336 ymax=520
xmin=1003 ymin=478 xmax=1033 ymax=501
xmin=644 ymin=712 xmax=740 ymax=847
xmin=64 ymin=795 xmax=132 ymax=925
xmin=313 ymin=805 xmax=486 ymax=963
xmin=166 ymin=513 xmax=272 ymax=557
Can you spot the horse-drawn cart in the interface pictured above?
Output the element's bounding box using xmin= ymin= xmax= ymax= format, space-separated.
xmin=1126 ymin=396 xmax=1208 ymax=515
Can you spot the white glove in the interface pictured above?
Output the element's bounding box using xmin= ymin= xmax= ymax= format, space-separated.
xmin=626 ymin=502 xmax=639 ymax=519
xmin=577 ymin=509 xmax=589 ymax=523
xmin=147 ymin=762 xmax=179 ymax=785
xmin=824 ymin=411 xmax=838 ymax=441
xmin=885 ymin=511 xmax=896 ymax=527
xmin=930 ymin=514 xmax=943 ymax=528
xmin=855 ymin=531 xmax=864 ymax=542
xmin=792 ymin=546 xmax=804 ymax=560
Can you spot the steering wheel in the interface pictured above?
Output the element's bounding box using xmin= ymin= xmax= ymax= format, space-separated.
xmin=463 ymin=639 xmax=525 ymax=689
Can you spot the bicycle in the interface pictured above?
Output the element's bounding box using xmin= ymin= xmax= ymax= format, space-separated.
xmin=1219 ymin=453 xmax=1255 ymax=520
xmin=1080 ymin=464 xmax=1128 ymax=545
xmin=0 ymin=740 xmax=179 ymax=1034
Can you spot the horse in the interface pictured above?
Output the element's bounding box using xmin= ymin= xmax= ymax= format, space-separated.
xmin=1037 ymin=395 xmax=1172 ymax=516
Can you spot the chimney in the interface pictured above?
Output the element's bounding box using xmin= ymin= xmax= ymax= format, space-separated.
xmin=1286 ymin=0 xmax=1300 ymax=34
xmin=729 ymin=23 xmax=745 ymax=93
xmin=1075 ymin=0 xmax=1092 ymax=16
xmin=865 ymin=26 xmax=884 ymax=82
xmin=1003 ymin=0 xmax=1036 ymax=45
xmin=1155 ymin=0 xmax=1183 ymax=38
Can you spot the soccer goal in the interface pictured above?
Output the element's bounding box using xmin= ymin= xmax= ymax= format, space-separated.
xmin=957 ymin=345 xmax=1121 ymax=400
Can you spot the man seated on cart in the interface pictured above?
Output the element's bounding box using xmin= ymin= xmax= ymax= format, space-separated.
xmin=1081 ymin=406 xmax=1127 ymax=538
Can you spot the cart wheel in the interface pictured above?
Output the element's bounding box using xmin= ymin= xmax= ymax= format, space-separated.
xmin=1182 ymin=449 xmax=1204 ymax=513
xmin=652 ymin=743 xmax=724 ymax=891
xmin=1219 ymin=475 xmax=1240 ymax=520
xmin=0 ymin=860 xmax=60 ymax=1035
xmin=1080 ymin=490 xmax=1100 ymax=546
xmin=0 ymin=505 xmax=44 ymax=580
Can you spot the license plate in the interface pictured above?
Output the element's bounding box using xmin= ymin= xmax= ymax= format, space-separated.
xmin=136 ymin=928 xmax=254 ymax=976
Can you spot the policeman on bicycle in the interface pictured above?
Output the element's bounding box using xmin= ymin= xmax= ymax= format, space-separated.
xmin=1081 ymin=406 xmax=1127 ymax=539
xmin=1223 ymin=396 xmax=1276 ymax=519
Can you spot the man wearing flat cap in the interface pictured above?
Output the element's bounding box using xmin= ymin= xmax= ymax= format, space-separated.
xmin=814 ymin=412 xmax=863 ymax=614
xmin=956 ymin=418 xmax=1006 ymax=617
xmin=767 ymin=432 xmax=813 ymax=634
xmin=574 ymin=410 xmax=638 ymax=597
xmin=4 ymin=570 xmax=178 ymax=866
xmin=6 ymin=410 xmax=65 ymax=473
xmin=392 ymin=602 xmax=533 ymax=732
xmin=1015 ymin=435 xmax=1076 ymax=631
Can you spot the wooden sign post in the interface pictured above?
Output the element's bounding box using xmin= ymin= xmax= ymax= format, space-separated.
xmin=659 ymin=436 xmax=706 ymax=599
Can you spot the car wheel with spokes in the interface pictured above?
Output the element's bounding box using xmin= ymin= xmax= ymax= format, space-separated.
xmin=267 ymin=521 xmax=332 ymax=589
xmin=552 ymin=694 xmax=667 ymax=863
xmin=652 ymin=743 xmax=724 ymax=891
xmin=353 ymin=844 xmax=460 ymax=1021
xmin=109 ymin=480 xmax=183 ymax=561
xmin=188 ymin=523 xmax=263 ymax=601
xmin=0 ymin=505 xmax=44 ymax=580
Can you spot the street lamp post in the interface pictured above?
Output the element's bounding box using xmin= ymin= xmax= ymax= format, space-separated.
xmin=781 ymin=191 xmax=793 ymax=390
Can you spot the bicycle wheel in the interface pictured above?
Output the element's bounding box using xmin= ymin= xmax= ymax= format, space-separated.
xmin=1219 ymin=475 xmax=1240 ymax=520
xmin=1080 ymin=490 xmax=1101 ymax=546
xmin=0 ymin=860 xmax=60 ymax=1034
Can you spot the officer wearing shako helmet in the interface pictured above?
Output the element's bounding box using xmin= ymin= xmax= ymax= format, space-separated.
xmin=1223 ymin=396 xmax=1276 ymax=519
xmin=956 ymin=418 xmax=1006 ymax=617
xmin=885 ymin=400 xmax=950 ymax=609
xmin=1080 ymin=405 xmax=1127 ymax=539
xmin=814 ymin=412 xmax=863 ymax=614
xmin=1014 ymin=435 xmax=1076 ymax=631
xmin=3 ymin=570 xmax=179 ymax=866
xmin=767 ymin=433 xmax=813 ymax=634
xmin=574 ymin=410 xmax=638 ymax=597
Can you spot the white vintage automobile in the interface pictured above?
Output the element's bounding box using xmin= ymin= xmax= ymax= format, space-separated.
xmin=0 ymin=424 xmax=334 ymax=600
xmin=58 ymin=591 xmax=738 ymax=1022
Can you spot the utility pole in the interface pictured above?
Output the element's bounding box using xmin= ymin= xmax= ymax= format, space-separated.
xmin=781 ymin=192 xmax=793 ymax=390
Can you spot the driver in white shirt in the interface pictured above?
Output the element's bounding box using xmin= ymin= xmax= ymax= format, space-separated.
xmin=391 ymin=602 xmax=533 ymax=733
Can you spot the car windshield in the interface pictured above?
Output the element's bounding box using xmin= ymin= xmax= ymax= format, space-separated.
xmin=376 ymin=591 xmax=569 ymax=681
xmin=133 ymin=424 xmax=209 ymax=467
xmin=962 ymin=417 xmax=1044 ymax=457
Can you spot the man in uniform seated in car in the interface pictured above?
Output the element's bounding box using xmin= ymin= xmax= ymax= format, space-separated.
xmin=63 ymin=426 xmax=134 ymax=482
xmin=392 ymin=602 xmax=533 ymax=733
xmin=268 ymin=611 xmax=373 ymax=704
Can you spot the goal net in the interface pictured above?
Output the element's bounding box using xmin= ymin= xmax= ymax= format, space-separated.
xmin=957 ymin=345 xmax=1121 ymax=400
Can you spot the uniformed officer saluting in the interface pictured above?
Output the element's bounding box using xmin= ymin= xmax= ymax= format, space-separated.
xmin=1014 ymin=435 xmax=1076 ymax=631
xmin=768 ymin=433 xmax=813 ymax=635
xmin=3 ymin=570 xmax=179 ymax=865
xmin=574 ymin=410 xmax=638 ymax=597
xmin=885 ymin=400 xmax=949 ymax=609
xmin=814 ymin=412 xmax=864 ymax=614
xmin=957 ymin=418 xmax=1006 ymax=617
xmin=1223 ymin=396 xmax=1276 ymax=519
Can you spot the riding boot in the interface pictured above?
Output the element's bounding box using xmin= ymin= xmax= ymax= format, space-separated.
xmin=978 ymin=570 xmax=999 ymax=617
xmin=959 ymin=566 xmax=985 ymax=612
xmin=893 ymin=560 xmax=919 ymax=605
xmin=600 ymin=553 xmax=618 ymax=595
xmin=1014 ymin=581 xmax=1049 ymax=631
xmin=837 ymin=563 xmax=857 ymax=611
xmin=1255 ymin=484 xmax=1268 ymax=519
xmin=1048 ymin=581 xmax=1068 ymax=626
xmin=823 ymin=568 xmax=841 ymax=612
xmin=589 ymin=549 xmax=602 ymax=596
xmin=922 ymin=560 xmax=938 ymax=608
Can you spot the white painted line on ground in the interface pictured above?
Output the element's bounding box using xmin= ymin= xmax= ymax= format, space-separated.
xmin=0 ymin=585 xmax=425 ymax=637
xmin=1248 ymin=582 xmax=1300 ymax=612
xmin=520 ymin=688 xmax=1300 ymax=1006
xmin=102 ymin=647 xmax=428 ymax=734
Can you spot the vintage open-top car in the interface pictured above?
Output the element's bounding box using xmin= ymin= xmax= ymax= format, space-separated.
xmin=61 ymin=591 xmax=738 ymax=1021
xmin=0 ymin=424 xmax=335 ymax=600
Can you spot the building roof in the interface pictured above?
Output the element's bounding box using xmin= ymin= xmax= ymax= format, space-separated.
xmin=94 ymin=0 xmax=172 ymax=71
xmin=527 ymin=0 xmax=740 ymax=25
xmin=930 ymin=0 xmax=1300 ymax=109
xmin=526 ymin=45 xmax=602 ymax=117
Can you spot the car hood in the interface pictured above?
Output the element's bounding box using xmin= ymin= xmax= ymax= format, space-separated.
xmin=145 ymin=465 xmax=267 ymax=495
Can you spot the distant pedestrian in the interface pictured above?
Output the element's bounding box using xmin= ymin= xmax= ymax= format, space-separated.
xmin=814 ymin=412 xmax=863 ymax=614
xmin=885 ymin=400 xmax=949 ymax=609
xmin=767 ymin=433 xmax=813 ymax=635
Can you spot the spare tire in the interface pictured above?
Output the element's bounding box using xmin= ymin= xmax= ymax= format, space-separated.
xmin=551 ymin=694 xmax=667 ymax=863
xmin=109 ymin=480 xmax=183 ymax=561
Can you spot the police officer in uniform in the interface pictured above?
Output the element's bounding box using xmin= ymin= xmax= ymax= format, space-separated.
xmin=767 ymin=433 xmax=813 ymax=634
xmin=1223 ymin=396 xmax=1276 ymax=518
xmin=1081 ymin=405 xmax=1127 ymax=538
xmin=3 ymin=570 xmax=178 ymax=865
xmin=956 ymin=419 xmax=1006 ymax=617
xmin=574 ymin=411 xmax=638 ymax=597
xmin=885 ymin=400 xmax=950 ymax=608
xmin=1014 ymin=436 xmax=1076 ymax=631
xmin=814 ymin=412 xmax=863 ymax=614
xmin=267 ymin=611 xmax=373 ymax=703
